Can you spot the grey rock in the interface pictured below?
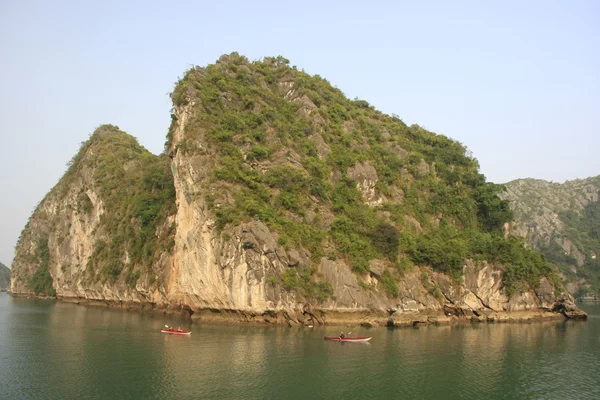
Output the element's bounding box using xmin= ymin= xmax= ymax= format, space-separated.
xmin=417 ymin=159 xmax=430 ymax=176
xmin=287 ymin=249 xmax=301 ymax=267
xmin=368 ymin=260 xmax=385 ymax=278
xmin=347 ymin=162 xmax=380 ymax=205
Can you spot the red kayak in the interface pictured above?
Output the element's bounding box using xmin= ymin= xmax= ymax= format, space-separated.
xmin=324 ymin=336 xmax=372 ymax=342
xmin=161 ymin=328 xmax=191 ymax=335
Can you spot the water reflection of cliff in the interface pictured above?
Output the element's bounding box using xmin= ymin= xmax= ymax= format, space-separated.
xmin=161 ymin=325 xmax=273 ymax=398
xmin=44 ymin=302 xmax=167 ymax=398
xmin=383 ymin=321 xmax=592 ymax=399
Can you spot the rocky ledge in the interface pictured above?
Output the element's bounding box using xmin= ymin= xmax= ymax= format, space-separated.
xmin=551 ymin=299 xmax=588 ymax=320
xmin=15 ymin=294 xmax=585 ymax=328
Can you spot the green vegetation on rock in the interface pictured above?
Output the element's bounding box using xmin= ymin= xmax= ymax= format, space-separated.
xmin=560 ymin=201 xmax=600 ymax=260
xmin=28 ymin=237 xmax=55 ymax=296
xmin=81 ymin=125 xmax=176 ymax=281
xmin=279 ymin=268 xmax=334 ymax=303
xmin=556 ymin=200 xmax=600 ymax=294
xmin=170 ymin=53 xmax=560 ymax=298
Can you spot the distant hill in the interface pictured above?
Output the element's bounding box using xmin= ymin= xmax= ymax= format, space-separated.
xmin=503 ymin=176 xmax=600 ymax=297
xmin=0 ymin=261 xmax=9 ymax=291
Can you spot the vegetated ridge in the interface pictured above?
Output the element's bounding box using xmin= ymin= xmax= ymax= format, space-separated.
xmin=9 ymin=53 xmax=585 ymax=325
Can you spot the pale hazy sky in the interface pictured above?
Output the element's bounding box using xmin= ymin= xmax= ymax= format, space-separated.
xmin=1 ymin=0 xmax=598 ymax=266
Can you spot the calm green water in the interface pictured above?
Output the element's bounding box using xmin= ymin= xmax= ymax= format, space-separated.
xmin=1 ymin=293 xmax=599 ymax=399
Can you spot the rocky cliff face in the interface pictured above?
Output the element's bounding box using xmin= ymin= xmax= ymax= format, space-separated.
xmin=502 ymin=176 xmax=600 ymax=295
xmin=0 ymin=262 xmax=9 ymax=291
xmin=10 ymin=126 xmax=176 ymax=303
xmin=10 ymin=54 xmax=585 ymax=324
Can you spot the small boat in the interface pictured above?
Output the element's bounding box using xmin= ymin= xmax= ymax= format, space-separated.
xmin=324 ymin=336 xmax=372 ymax=342
xmin=161 ymin=328 xmax=191 ymax=335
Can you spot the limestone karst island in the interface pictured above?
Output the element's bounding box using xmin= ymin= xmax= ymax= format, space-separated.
xmin=9 ymin=53 xmax=588 ymax=325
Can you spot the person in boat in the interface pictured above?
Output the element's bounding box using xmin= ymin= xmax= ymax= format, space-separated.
xmin=339 ymin=332 xmax=345 ymax=339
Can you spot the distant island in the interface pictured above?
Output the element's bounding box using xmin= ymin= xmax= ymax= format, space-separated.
xmin=502 ymin=176 xmax=600 ymax=299
xmin=0 ymin=262 xmax=10 ymax=292
xmin=8 ymin=53 xmax=586 ymax=324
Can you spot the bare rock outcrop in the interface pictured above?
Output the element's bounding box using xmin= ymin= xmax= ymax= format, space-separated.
xmin=348 ymin=162 xmax=381 ymax=206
